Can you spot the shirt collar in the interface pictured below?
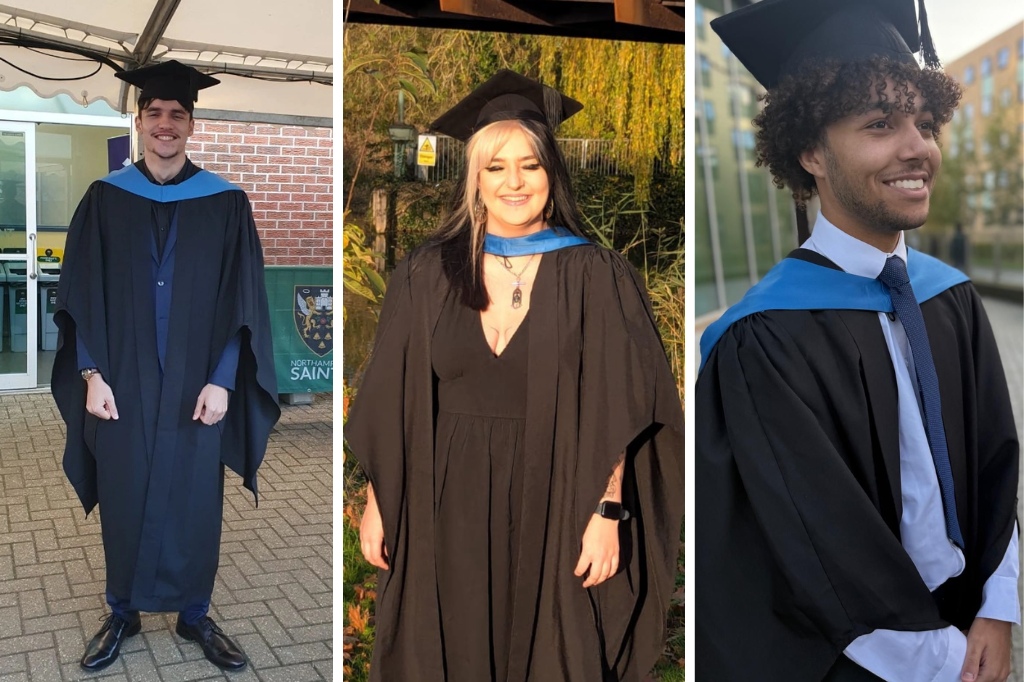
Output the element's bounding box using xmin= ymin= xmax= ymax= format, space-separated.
xmin=801 ymin=211 xmax=908 ymax=279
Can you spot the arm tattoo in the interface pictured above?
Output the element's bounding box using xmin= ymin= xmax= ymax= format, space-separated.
xmin=604 ymin=452 xmax=626 ymax=497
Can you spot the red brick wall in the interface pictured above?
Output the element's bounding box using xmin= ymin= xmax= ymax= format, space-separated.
xmin=188 ymin=121 xmax=333 ymax=266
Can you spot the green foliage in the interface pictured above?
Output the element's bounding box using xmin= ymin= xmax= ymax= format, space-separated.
xmin=540 ymin=40 xmax=685 ymax=202
xmin=932 ymin=104 xmax=1023 ymax=230
xmin=980 ymin=106 xmax=1023 ymax=226
xmin=342 ymin=222 xmax=387 ymax=321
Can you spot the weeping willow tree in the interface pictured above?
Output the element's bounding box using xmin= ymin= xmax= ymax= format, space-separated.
xmin=344 ymin=25 xmax=683 ymax=204
xmin=539 ymin=40 xmax=684 ymax=203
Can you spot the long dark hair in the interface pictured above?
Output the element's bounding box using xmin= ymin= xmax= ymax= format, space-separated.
xmin=429 ymin=118 xmax=587 ymax=310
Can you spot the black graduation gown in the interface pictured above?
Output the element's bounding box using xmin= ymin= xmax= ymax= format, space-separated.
xmin=345 ymin=243 xmax=685 ymax=681
xmin=51 ymin=173 xmax=280 ymax=612
xmin=695 ymin=255 xmax=1019 ymax=682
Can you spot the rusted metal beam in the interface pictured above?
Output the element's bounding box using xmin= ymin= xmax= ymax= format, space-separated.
xmin=345 ymin=0 xmax=416 ymax=19
xmin=439 ymin=0 xmax=546 ymax=25
xmin=614 ymin=0 xmax=685 ymax=32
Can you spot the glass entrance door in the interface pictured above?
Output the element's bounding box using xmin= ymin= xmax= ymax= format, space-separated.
xmin=0 ymin=122 xmax=37 ymax=390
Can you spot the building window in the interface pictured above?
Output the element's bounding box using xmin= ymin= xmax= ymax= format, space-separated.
xmin=704 ymin=101 xmax=716 ymax=135
xmin=1002 ymin=87 xmax=1012 ymax=106
xmin=700 ymin=54 xmax=711 ymax=88
xmin=964 ymin=65 xmax=975 ymax=85
xmin=696 ymin=4 xmax=704 ymax=40
xmin=965 ymin=102 xmax=974 ymax=122
xmin=982 ymin=95 xmax=992 ymax=116
xmin=1019 ymin=37 xmax=1023 ymax=59
xmin=998 ymin=47 xmax=1010 ymax=69
xmin=982 ymin=138 xmax=991 ymax=155
xmin=981 ymin=57 xmax=991 ymax=77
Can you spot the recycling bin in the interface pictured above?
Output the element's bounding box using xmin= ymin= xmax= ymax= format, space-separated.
xmin=38 ymin=263 xmax=60 ymax=350
xmin=3 ymin=262 xmax=26 ymax=353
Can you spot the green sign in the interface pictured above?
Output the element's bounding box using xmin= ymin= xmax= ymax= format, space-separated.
xmin=13 ymin=286 xmax=26 ymax=314
xmin=265 ymin=266 xmax=333 ymax=393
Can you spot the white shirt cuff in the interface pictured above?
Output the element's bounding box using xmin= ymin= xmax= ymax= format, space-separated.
xmin=845 ymin=626 xmax=967 ymax=682
xmin=976 ymin=521 xmax=1020 ymax=625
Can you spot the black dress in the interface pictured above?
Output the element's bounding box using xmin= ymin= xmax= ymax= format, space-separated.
xmin=432 ymin=291 xmax=529 ymax=681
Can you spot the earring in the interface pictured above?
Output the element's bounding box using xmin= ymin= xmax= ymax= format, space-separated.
xmin=474 ymin=196 xmax=487 ymax=225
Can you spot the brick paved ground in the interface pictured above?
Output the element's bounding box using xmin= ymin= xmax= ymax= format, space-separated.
xmin=0 ymin=393 xmax=332 ymax=682
xmin=983 ymin=297 xmax=1023 ymax=682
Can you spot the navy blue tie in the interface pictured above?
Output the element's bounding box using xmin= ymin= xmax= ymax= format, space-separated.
xmin=879 ymin=256 xmax=964 ymax=549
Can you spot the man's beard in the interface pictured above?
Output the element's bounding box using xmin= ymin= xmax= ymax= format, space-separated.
xmin=823 ymin=145 xmax=928 ymax=234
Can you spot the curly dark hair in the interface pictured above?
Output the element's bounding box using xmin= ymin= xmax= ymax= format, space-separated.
xmin=754 ymin=56 xmax=962 ymax=203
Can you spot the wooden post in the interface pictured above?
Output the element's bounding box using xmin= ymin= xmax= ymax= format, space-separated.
xmin=372 ymin=189 xmax=387 ymax=272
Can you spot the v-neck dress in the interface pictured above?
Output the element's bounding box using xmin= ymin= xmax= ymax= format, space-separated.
xmin=431 ymin=291 xmax=530 ymax=682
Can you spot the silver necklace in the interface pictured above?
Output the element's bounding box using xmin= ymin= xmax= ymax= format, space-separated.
xmin=496 ymin=253 xmax=536 ymax=309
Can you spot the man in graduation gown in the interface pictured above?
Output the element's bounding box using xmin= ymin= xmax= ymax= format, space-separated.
xmin=51 ymin=61 xmax=280 ymax=672
xmin=697 ymin=1 xmax=1019 ymax=681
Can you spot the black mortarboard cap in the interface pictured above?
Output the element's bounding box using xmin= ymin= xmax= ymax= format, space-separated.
xmin=115 ymin=60 xmax=219 ymax=111
xmin=430 ymin=69 xmax=583 ymax=142
xmin=711 ymin=0 xmax=940 ymax=91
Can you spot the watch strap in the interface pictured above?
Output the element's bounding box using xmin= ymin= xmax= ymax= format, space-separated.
xmin=595 ymin=501 xmax=630 ymax=521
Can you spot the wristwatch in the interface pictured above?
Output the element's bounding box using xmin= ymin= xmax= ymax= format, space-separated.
xmin=594 ymin=501 xmax=630 ymax=521
xmin=81 ymin=368 xmax=101 ymax=382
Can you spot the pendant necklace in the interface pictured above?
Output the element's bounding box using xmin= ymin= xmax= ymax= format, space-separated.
xmin=496 ymin=253 xmax=537 ymax=309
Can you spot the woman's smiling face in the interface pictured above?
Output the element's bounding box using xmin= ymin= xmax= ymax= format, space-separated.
xmin=477 ymin=126 xmax=550 ymax=238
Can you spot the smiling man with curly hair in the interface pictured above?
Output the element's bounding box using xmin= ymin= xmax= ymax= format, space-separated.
xmin=696 ymin=1 xmax=1020 ymax=681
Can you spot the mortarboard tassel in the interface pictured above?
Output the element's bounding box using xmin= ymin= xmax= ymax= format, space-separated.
xmin=542 ymin=84 xmax=564 ymax=132
xmin=917 ymin=0 xmax=941 ymax=69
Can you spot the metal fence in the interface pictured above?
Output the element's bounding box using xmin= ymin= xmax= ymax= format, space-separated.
xmin=418 ymin=136 xmax=666 ymax=182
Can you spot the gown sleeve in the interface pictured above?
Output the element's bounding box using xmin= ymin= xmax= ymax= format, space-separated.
xmin=575 ymin=249 xmax=685 ymax=676
xmin=344 ymin=255 xmax=415 ymax=568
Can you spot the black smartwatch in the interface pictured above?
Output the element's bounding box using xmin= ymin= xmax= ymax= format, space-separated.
xmin=594 ymin=501 xmax=630 ymax=521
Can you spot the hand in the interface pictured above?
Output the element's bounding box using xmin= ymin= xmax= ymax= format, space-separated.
xmin=574 ymin=514 xmax=620 ymax=588
xmin=360 ymin=484 xmax=389 ymax=570
xmin=193 ymin=384 xmax=229 ymax=425
xmin=960 ymin=617 xmax=1011 ymax=682
xmin=85 ymin=375 xmax=118 ymax=420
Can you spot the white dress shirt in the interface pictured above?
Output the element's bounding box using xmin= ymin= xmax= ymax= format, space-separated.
xmin=802 ymin=214 xmax=1020 ymax=682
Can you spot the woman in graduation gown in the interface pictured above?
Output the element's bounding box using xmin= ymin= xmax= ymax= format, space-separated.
xmin=345 ymin=70 xmax=685 ymax=682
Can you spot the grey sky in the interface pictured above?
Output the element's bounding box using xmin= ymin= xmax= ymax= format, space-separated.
xmin=926 ymin=0 xmax=1023 ymax=62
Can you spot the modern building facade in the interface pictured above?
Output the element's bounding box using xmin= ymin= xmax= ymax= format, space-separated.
xmin=693 ymin=0 xmax=800 ymax=319
xmin=944 ymin=22 xmax=1024 ymax=229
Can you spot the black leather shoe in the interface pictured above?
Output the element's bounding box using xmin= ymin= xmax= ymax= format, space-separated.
xmin=175 ymin=616 xmax=247 ymax=671
xmin=80 ymin=613 xmax=142 ymax=671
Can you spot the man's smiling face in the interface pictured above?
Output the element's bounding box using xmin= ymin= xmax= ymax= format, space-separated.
xmin=135 ymin=98 xmax=194 ymax=163
xmin=801 ymin=78 xmax=941 ymax=249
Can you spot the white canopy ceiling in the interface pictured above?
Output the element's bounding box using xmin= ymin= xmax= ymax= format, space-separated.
xmin=0 ymin=1 xmax=332 ymax=121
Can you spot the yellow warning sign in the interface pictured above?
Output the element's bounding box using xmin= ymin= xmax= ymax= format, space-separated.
xmin=417 ymin=135 xmax=437 ymax=167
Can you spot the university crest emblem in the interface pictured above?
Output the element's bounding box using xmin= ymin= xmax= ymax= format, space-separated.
xmin=294 ymin=285 xmax=333 ymax=357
